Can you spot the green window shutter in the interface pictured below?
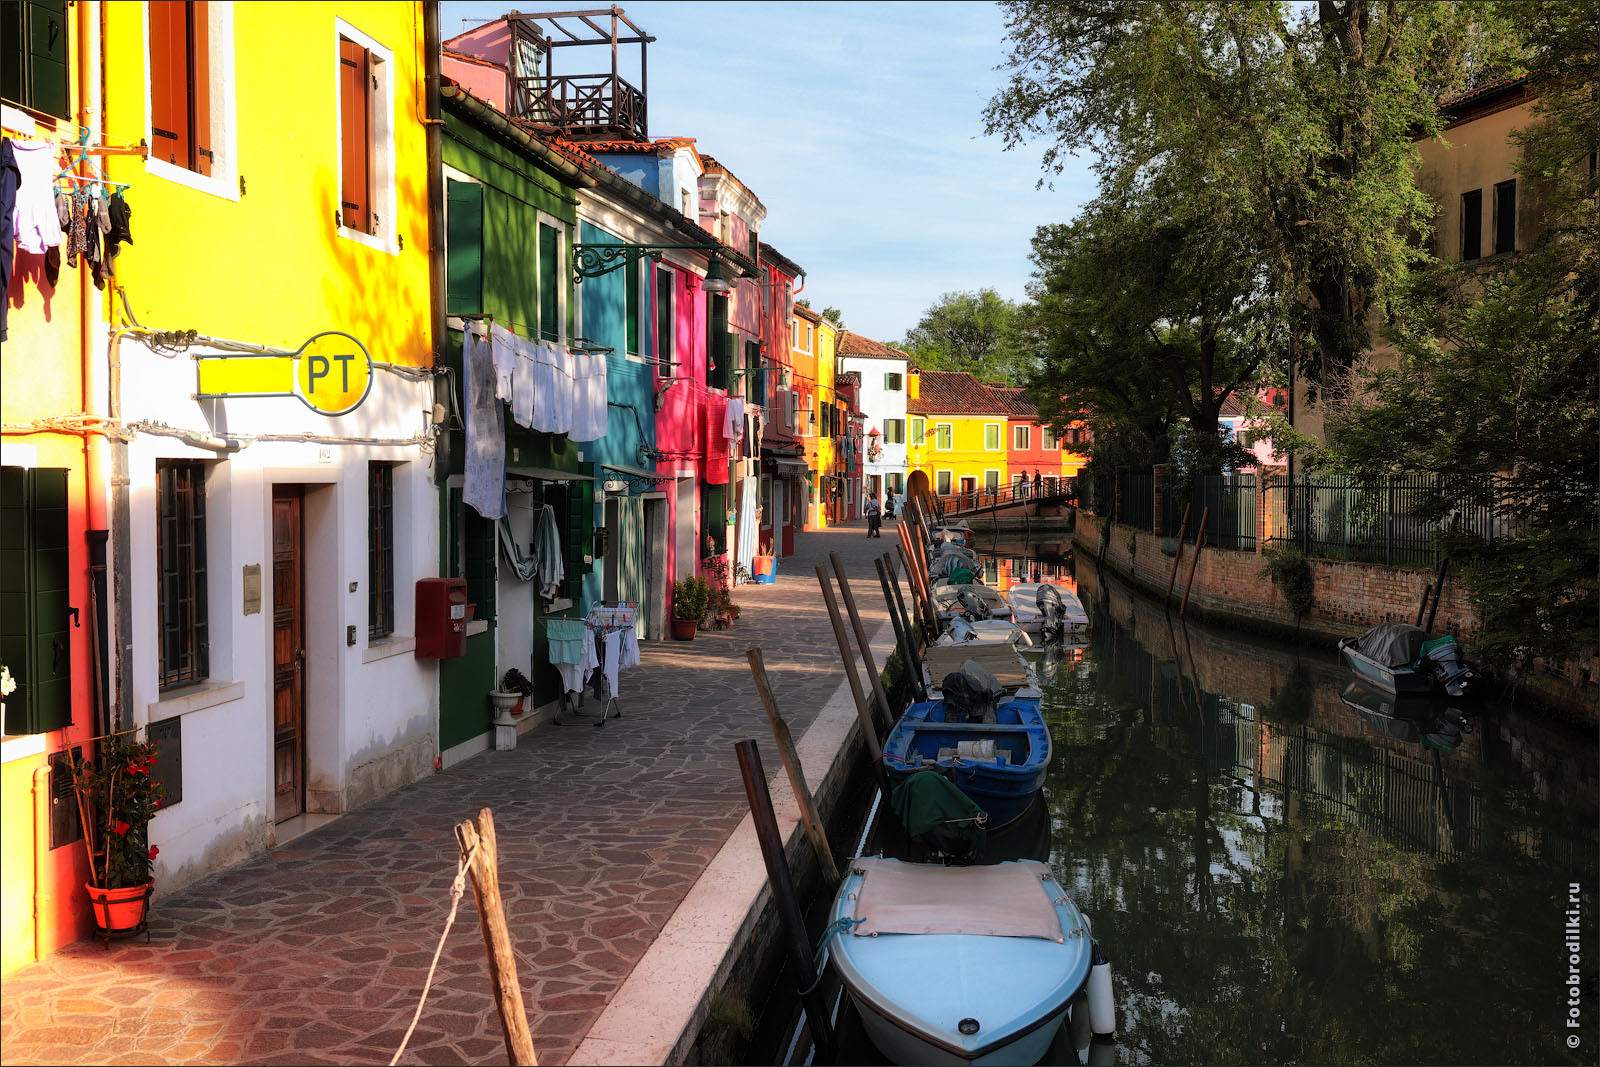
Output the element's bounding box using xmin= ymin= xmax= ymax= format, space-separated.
xmin=561 ymin=480 xmax=592 ymax=600
xmin=707 ymin=295 xmax=728 ymax=390
xmin=538 ymin=223 xmax=559 ymax=342
xmin=462 ymin=508 xmax=496 ymax=621
xmin=445 ymin=180 xmax=484 ymax=316
xmin=1 ymin=467 xmax=72 ymax=735
xmin=3 ymin=3 xmax=70 ymax=120
xmin=625 ymin=256 xmax=640 ymax=356
xmin=655 ymin=266 xmax=674 ymax=374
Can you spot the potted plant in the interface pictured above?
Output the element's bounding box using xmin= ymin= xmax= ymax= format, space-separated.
xmin=672 ymin=574 xmax=710 ymax=639
xmin=703 ymin=555 xmax=740 ymax=629
xmin=68 ymin=731 xmax=165 ymax=937
xmin=498 ymin=668 xmax=534 ymax=716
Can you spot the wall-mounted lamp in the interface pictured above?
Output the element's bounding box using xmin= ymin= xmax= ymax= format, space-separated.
xmin=700 ymin=257 xmax=733 ymax=295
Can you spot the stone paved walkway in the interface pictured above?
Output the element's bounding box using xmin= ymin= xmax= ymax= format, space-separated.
xmin=0 ymin=520 xmax=906 ymax=1067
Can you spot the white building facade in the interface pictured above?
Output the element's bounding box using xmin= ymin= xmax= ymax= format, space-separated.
xmin=837 ymin=332 xmax=910 ymax=509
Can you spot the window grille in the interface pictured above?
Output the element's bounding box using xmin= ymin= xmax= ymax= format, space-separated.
xmin=157 ymin=460 xmax=209 ymax=690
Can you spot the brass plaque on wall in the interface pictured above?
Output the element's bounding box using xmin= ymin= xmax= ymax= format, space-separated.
xmin=243 ymin=564 xmax=262 ymax=615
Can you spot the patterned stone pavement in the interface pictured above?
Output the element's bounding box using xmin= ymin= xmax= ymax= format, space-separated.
xmin=0 ymin=520 xmax=905 ymax=1067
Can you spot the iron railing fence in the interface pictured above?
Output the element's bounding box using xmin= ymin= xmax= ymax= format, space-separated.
xmin=1115 ymin=469 xmax=1153 ymax=530
xmin=1162 ymin=474 xmax=1258 ymax=552
xmin=1263 ymin=473 xmax=1520 ymax=567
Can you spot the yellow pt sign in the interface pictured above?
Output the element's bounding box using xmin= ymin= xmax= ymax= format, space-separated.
xmin=193 ymin=332 xmax=372 ymax=416
xmin=293 ymin=333 xmax=372 ymax=416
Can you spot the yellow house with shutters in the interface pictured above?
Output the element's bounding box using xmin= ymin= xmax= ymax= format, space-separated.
xmin=906 ymin=370 xmax=1014 ymax=501
xmin=797 ymin=308 xmax=842 ymax=527
xmin=91 ymin=2 xmax=441 ymax=896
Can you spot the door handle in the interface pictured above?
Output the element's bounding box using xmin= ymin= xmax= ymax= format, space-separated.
xmin=294 ymin=648 xmax=306 ymax=670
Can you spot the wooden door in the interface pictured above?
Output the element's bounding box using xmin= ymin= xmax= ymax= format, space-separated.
xmin=271 ymin=487 xmax=305 ymax=824
xmin=782 ymin=477 xmax=796 ymax=556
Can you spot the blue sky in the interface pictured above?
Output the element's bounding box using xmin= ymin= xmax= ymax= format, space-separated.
xmin=442 ymin=0 xmax=1097 ymax=343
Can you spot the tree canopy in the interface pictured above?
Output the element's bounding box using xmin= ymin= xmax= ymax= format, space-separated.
xmin=900 ymin=288 xmax=1032 ymax=385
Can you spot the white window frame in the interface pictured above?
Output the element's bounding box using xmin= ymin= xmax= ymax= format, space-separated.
xmin=984 ymin=469 xmax=1001 ymax=490
xmin=655 ymin=264 xmax=676 ymax=375
xmin=334 ymin=18 xmax=399 ymax=255
xmin=622 ymin=254 xmax=647 ymax=364
xmin=536 ymin=210 xmax=567 ymax=345
xmin=1013 ymin=425 xmax=1030 ymax=451
xmin=935 ymin=470 xmax=953 ymax=496
xmin=984 ymin=423 xmax=1003 ymax=450
xmin=884 ymin=372 xmax=902 ymax=392
xmin=1041 ymin=426 xmax=1059 ymax=450
xmin=935 ymin=423 xmax=953 ymax=450
xmin=143 ymin=1 xmax=239 ymax=202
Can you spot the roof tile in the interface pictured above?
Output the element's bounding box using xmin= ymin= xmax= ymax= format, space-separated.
xmin=907 ymin=371 xmax=1011 ymax=416
xmin=836 ymin=332 xmax=907 ymax=361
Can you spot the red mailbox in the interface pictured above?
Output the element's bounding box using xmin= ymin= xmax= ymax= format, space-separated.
xmin=415 ymin=577 xmax=469 ymax=659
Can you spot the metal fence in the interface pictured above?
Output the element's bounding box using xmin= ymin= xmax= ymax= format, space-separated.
xmin=1115 ymin=469 xmax=1153 ymax=530
xmin=1163 ymin=474 xmax=1258 ymax=552
xmin=1263 ymin=473 xmax=1516 ymax=567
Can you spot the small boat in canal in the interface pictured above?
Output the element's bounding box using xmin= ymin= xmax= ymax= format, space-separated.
xmin=1338 ymin=620 xmax=1477 ymax=698
xmin=923 ymin=618 xmax=1033 ymax=687
xmin=1339 ymin=680 xmax=1473 ymax=752
xmin=1005 ymin=582 xmax=1090 ymax=639
xmin=930 ymin=578 xmax=1014 ymax=622
xmin=826 ymin=857 xmax=1095 ymax=1066
xmin=883 ymin=665 xmax=1051 ymax=831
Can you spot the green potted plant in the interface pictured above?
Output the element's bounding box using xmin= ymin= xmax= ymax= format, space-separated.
xmin=69 ymin=731 xmax=165 ymax=937
xmin=496 ymin=668 xmax=534 ymax=716
xmin=672 ymin=574 xmax=710 ymax=640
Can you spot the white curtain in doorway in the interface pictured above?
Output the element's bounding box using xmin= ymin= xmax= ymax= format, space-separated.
xmin=735 ymin=475 xmax=758 ymax=586
xmin=619 ymin=497 xmax=647 ymax=639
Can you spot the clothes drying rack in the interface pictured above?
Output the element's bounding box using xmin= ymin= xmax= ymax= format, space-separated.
xmin=554 ymin=602 xmax=636 ymax=728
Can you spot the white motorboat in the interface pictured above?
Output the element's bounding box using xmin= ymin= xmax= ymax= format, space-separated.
xmin=1005 ymin=583 xmax=1090 ymax=637
xmin=930 ymin=579 xmax=1013 ymax=622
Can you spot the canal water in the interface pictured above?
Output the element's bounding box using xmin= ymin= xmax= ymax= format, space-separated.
xmin=777 ymin=538 xmax=1598 ymax=1066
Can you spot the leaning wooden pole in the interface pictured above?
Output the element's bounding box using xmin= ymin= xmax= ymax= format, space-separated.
xmin=815 ymin=564 xmax=890 ymax=793
xmin=1180 ymin=506 xmax=1209 ymax=620
xmin=456 ymin=808 xmax=538 ymax=1066
xmin=1165 ymin=502 xmax=1191 ymax=608
xmin=734 ymin=740 xmax=838 ymax=1063
xmin=882 ymin=553 xmax=921 ymax=652
xmin=898 ymin=524 xmax=937 ymax=636
xmin=745 ymin=648 xmax=840 ymax=887
xmin=831 ymin=552 xmax=894 ymax=730
xmin=877 ymin=555 xmax=928 ymax=702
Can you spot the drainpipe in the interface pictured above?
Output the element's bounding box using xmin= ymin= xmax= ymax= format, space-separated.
xmin=82 ymin=0 xmax=111 ymax=738
xmin=423 ymin=1 xmax=450 ymax=487
xmin=33 ymin=766 xmax=52 ymax=960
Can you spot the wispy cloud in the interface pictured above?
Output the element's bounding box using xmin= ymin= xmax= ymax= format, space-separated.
xmin=444 ymin=0 xmax=1097 ymax=341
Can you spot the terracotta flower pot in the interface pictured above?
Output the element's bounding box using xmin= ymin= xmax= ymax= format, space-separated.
xmin=671 ymin=617 xmax=698 ymax=640
xmin=86 ymin=881 xmax=152 ymax=933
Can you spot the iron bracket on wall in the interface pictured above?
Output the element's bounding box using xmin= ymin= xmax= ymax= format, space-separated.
xmin=571 ymin=242 xmax=718 ymax=281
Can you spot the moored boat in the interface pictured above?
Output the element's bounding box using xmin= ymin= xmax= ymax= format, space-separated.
xmin=1339 ymin=621 xmax=1477 ymax=698
xmin=931 ymin=578 xmax=1013 ymax=622
xmin=1006 ymin=582 xmax=1089 ymax=637
xmin=883 ymin=690 xmax=1051 ymax=830
xmin=827 ymin=857 xmax=1094 ymax=1065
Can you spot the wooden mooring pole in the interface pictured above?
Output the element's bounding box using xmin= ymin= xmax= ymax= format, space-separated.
xmin=815 ymin=564 xmax=890 ymax=794
xmin=455 ymin=808 xmax=538 ymax=1066
xmin=876 ymin=555 xmax=928 ymax=702
xmin=831 ymin=552 xmax=895 ymax=729
xmin=734 ymin=740 xmax=837 ymax=1064
xmin=1180 ymin=506 xmax=1209 ymax=620
xmin=1165 ymin=502 xmax=1191 ymax=609
xmin=745 ymin=648 xmax=840 ymax=887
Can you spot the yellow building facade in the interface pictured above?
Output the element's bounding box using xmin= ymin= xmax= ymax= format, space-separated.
xmin=93 ymin=1 xmax=442 ymax=897
xmin=803 ymin=312 xmax=842 ymax=527
xmin=907 ymin=370 xmax=1012 ymax=500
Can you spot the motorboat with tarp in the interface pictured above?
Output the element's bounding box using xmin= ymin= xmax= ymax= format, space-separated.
xmin=1006 ymin=582 xmax=1089 ymax=639
xmin=1339 ymin=621 xmax=1476 ymax=698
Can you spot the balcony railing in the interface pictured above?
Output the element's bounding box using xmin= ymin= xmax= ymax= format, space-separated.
xmin=514 ymin=73 xmax=648 ymax=141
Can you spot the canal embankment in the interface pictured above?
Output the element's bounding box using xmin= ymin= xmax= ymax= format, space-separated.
xmin=1072 ymin=509 xmax=1597 ymax=724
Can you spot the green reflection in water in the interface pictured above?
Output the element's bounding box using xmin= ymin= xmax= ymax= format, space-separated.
xmin=1025 ymin=556 xmax=1597 ymax=1066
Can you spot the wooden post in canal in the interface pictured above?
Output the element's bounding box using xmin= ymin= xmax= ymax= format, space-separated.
xmin=745 ymin=647 xmax=841 ymax=887
xmin=876 ymin=555 xmax=927 ymax=702
xmin=882 ymin=553 xmax=921 ymax=653
xmin=1181 ymin=506 xmax=1209 ymax=620
xmin=815 ymin=563 xmax=891 ymax=794
xmin=455 ymin=808 xmax=538 ymax=1066
xmin=734 ymin=740 xmax=837 ymax=1063
xmin=831 ymin=552 xmax=895 ymax=729
xmin=1165 ymin=502 xmax=1191 ymax=609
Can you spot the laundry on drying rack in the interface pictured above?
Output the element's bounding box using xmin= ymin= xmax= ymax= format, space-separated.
xmin=546 ymin=617 xmax=595 ymax=695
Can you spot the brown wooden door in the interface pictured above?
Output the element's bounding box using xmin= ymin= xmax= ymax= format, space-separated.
xmin=271 ymin=487 xmax=305 ymax=823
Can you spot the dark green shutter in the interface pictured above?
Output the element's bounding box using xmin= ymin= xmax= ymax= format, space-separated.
xmin=707 ymin=294 xmax=728 ymax=390
xmin=655 ymin=266 xmax=673 ymax=374
xmin=625 ymin=256 xmax=640 ymax=356
xmin=1 ymin=466 xmax=72 ymax=736
xmin=561 ymin=480 xmax=592 ymax=600
xmin=539 ymin=223 xmax=559 ymax=341
xmin=463 ymin=508 xmax=496 ymax=621
xmin=445 ymin=180 xmax=484 ymax=316
xmin=2 ymin=3 xmax=69 ymax=119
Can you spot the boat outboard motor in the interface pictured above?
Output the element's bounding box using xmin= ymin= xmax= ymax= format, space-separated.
xmin=1420 ymin=636 xmax=1476 ymax=697
xmin=941 ymin=660 xmax=1006 ymax=723
xmin=957 ymin=587 xmax=992 ymax=620
xmin=1036 ymin=584 xmax=1065 ymax=641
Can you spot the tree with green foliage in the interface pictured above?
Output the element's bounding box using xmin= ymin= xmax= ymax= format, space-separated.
xmin=901 ymin=288 xmax=1031 ymax=385
xmin=1019 ymin=187 xmax=1270 ymax=476
xmin=1323 ymin=0 xmax=1598 ymax=669
xmin=984 ymin=0 xmax=1518 ymax=403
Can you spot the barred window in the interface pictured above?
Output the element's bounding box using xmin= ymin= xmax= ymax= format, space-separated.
xmin=367 ymin=463 xmax=395 ymax=639
xmin=157 ymin=460 xmax=209 ymax=690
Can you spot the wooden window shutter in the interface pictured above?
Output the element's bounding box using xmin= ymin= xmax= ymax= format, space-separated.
xmin=655 ymin=266 xmax=674 ymax=375
xmin=445 ymin=180 xmax=484 ymax=316
xmin=189 ymin=1 xmax=211 ymax=176
xmin=561 ymin=481 xmax=591 ymax=600
xmin=339 ymin=37 xmax=372 ymax=232
xmin=625 ymin=256 xmax=640 ymax=356
xmin=1461 ymin=189 xmax=1482 ymax=261
xmin=11 ymin=1 xmax=71 ymax=119
xmin=1494 ymin=179 xmax=1516 ymax=255
xmin=149 ymin=1 xmax=192 ymax=167
xmin=0 ymin=467 xmax=72 ymax=736
xmin=538 ymin=223 xmax=559 ymax=341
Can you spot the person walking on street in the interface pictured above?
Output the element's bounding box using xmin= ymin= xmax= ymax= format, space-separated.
xmin=884 ymin=487 xmax=897 ymax=520
xmin=1033 ymin=469 xmax=1043 ymax=497
xmin=866 ymin=496 xmax=882 ymax=537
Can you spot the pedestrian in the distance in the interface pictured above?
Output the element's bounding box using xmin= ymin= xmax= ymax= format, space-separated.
xmin=866 ymin=496 xmax=882 ymax=538
xmin=1033 ymin=469 xmax=1043 ymax=496
xmin=884 ymin=488 xmax=897 ymax=520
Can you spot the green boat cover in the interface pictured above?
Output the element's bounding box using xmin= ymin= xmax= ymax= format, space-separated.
xmin=891 ymin=770 xmax=988 ymax=853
